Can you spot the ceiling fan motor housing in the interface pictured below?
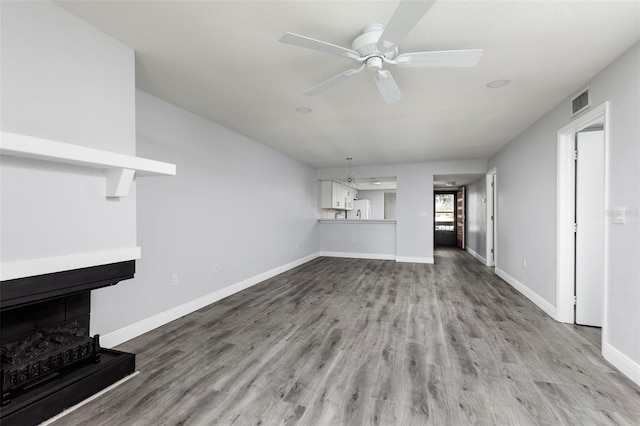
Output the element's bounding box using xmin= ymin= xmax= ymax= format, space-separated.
xmin=352 ymin=23 xmax=397 ymax=60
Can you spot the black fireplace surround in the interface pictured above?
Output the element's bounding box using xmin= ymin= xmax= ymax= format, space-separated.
xmin=0 ymin=260 xmax=136 ymax=426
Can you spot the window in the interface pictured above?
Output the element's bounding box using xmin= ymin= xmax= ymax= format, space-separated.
xmin=435 ymin=193 xmax=455 ymax=231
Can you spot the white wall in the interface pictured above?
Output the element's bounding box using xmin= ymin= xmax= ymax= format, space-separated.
xmin=92 ymin=90 xmax=320 ymax=336
xmin=318 ymin=159 xmax=488 ymax=263
xmin=489 ymin=42 xmax=640 ymax=378
xmin=0 ymin=1 xmax=136 ymax=262
xmin=465 ymin=177 xmax=487 ymax=262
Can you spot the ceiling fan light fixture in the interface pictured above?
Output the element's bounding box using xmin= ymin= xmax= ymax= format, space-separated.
xmin=486 ymin=79 xmax=510 ymax=88
xmin=366 ymin=56 xmax=383 ymax=72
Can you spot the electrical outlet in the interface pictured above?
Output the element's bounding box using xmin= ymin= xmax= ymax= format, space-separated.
xmin=613 ymin=207 xmax=626 ymax=224
xmin=214 ymin=264 xmax=219 ymax=272
xmin=171 ymin=274 xmax=178 ymax=286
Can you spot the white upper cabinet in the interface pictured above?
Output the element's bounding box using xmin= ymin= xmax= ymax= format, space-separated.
xmin=320 ymin=181 xmax=357 ymax=210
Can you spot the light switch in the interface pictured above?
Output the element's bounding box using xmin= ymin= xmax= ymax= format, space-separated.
xmin=613 ymin=207 xmax=626 ymax=224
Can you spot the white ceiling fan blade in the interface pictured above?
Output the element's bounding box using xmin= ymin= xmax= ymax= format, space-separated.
xmin=377 ymin=0 xmax=437 ymax=55
xmin=395 ymin=49 xmax=484 ymax=68
xmin=304 ymin=65 xmax=366 ymax=96
xmin=374 ymin=70 xmax=401 ymax=104
xmin=279 ymin=32 xmax=361 ymax=60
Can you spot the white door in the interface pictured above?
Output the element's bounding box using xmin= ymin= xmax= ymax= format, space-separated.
xmin=575 ymin=130 xmax=604 ymax=327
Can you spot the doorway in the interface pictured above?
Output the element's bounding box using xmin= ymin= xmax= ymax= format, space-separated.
xmin=434 ymin=191 xmax=457 ymax=246
xmin=556 ymin=103 xmax=609 ymax=334
xmin=575 ymin=127 xmax=605 ymax=327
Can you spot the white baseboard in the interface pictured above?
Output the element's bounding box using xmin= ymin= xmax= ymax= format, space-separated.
xmin=465 ymin=246 xmax=487 ymax=265
xmin=603 ymin=342 xmax=640 ymax=387
xmin=395 ymin=256 xmax=434 ymax=264
xmin=495 ymin=268 xmax=640 ymax=388
xmin=319 ymin=251 xmax=395 ymax=261
xmin=495 ymin=267 xmax=557 ymax=319
xmin=317 ymin=252 xmax=434 ymax=264
xmin=100 ymin=252 xmax=320 ymax=348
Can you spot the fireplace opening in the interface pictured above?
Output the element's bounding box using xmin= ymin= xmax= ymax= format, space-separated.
xmin=0 ymin=261 xmax=136 ymax=426
xmin=2 ymin=320 xmax=101 ymax=405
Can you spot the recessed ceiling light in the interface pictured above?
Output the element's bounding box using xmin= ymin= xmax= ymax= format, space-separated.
xmin=486 ymin=79 xmax=510 ymax=88
xmin=295 ymin=106 xmax=312 ymax=113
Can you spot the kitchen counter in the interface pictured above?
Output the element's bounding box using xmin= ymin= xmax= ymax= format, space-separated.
xmin=318 ymin=219 xmax=396 ymax=224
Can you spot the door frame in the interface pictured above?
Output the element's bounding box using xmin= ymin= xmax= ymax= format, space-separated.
xmin=456 ymin=186 xmax=465 ymax=249
xmin=434 ymin=190 xmax=458 ymax=247
xmin=556 ymin=102 xmax=609 ymax=334
xmin=486 ymin=168 xmax=497 ymax=267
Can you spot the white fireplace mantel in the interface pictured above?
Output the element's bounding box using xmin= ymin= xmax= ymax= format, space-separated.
xmin=0 ymin=131 xmax=176 ymax=197
xmin=0 ymin=247 xmax=142 ymax=281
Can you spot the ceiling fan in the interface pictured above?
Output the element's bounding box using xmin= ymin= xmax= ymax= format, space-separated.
xmin=279 ymin=0 xmax=483 ymax=104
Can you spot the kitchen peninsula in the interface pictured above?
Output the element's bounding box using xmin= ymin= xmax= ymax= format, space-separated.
xmin=318 ymin=219 xmax=396 ymax=260
xmin=318 ymin=180 xmax=397 ymax=259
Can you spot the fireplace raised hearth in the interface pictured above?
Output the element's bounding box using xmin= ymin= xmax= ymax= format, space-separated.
xmin=0 ymin=261 xmax=136 ymax=426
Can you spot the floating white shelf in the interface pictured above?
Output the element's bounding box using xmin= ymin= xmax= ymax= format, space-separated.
xmin=0 ymin=131 xmax=176 ymax=197
xmin=0 ymin=247 xmax=142 ymax=281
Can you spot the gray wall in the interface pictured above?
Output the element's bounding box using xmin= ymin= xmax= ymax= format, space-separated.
xmin=0 ymin=2 xmax=136 ymax=264
xmin=319 ymin=222 xmax=396 ymax=257
xmin=318 ymin=160 xmax=488 ymax=262
xmin=92 ymin=91 xmax=320 ymax=334
xmin=489 ymin=42 xmax=640 ymax=370
xmin=0 ymin=1 xmax=319 ymax=338
xmin=465 ymin=177 xmax=487 ymax=261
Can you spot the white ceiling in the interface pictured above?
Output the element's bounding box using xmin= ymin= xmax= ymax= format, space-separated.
xmin=57 ymin=1 xmax=640 ymax=169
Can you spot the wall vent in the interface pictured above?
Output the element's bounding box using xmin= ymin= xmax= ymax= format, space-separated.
xmin=571 ymin=87 xmax=590 ymax=117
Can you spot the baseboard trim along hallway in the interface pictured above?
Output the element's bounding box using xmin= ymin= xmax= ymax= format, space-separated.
xmin=465 ymin=246 xmax=487 ymax=265
xmin=603 ymin=342 xmax=640 ymax=387
xmin=495 ymin=267 xmax=557 ymax=319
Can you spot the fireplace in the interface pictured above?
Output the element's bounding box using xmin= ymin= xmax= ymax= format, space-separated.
xmin=0 ymin=261 xmax=136 ymax=426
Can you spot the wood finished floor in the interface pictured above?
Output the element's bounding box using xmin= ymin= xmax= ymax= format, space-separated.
xmin=51 ymin=248 xmax=640 ymax=425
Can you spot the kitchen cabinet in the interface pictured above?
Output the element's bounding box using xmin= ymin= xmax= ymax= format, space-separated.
xmin=321 ymin=181 xmax=357 ymax=209
xmin=343 ymin=185 xmax=357 ymax=200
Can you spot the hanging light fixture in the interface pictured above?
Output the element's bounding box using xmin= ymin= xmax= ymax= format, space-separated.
xmin=342 ymin=157 xmax=358 ymax=186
